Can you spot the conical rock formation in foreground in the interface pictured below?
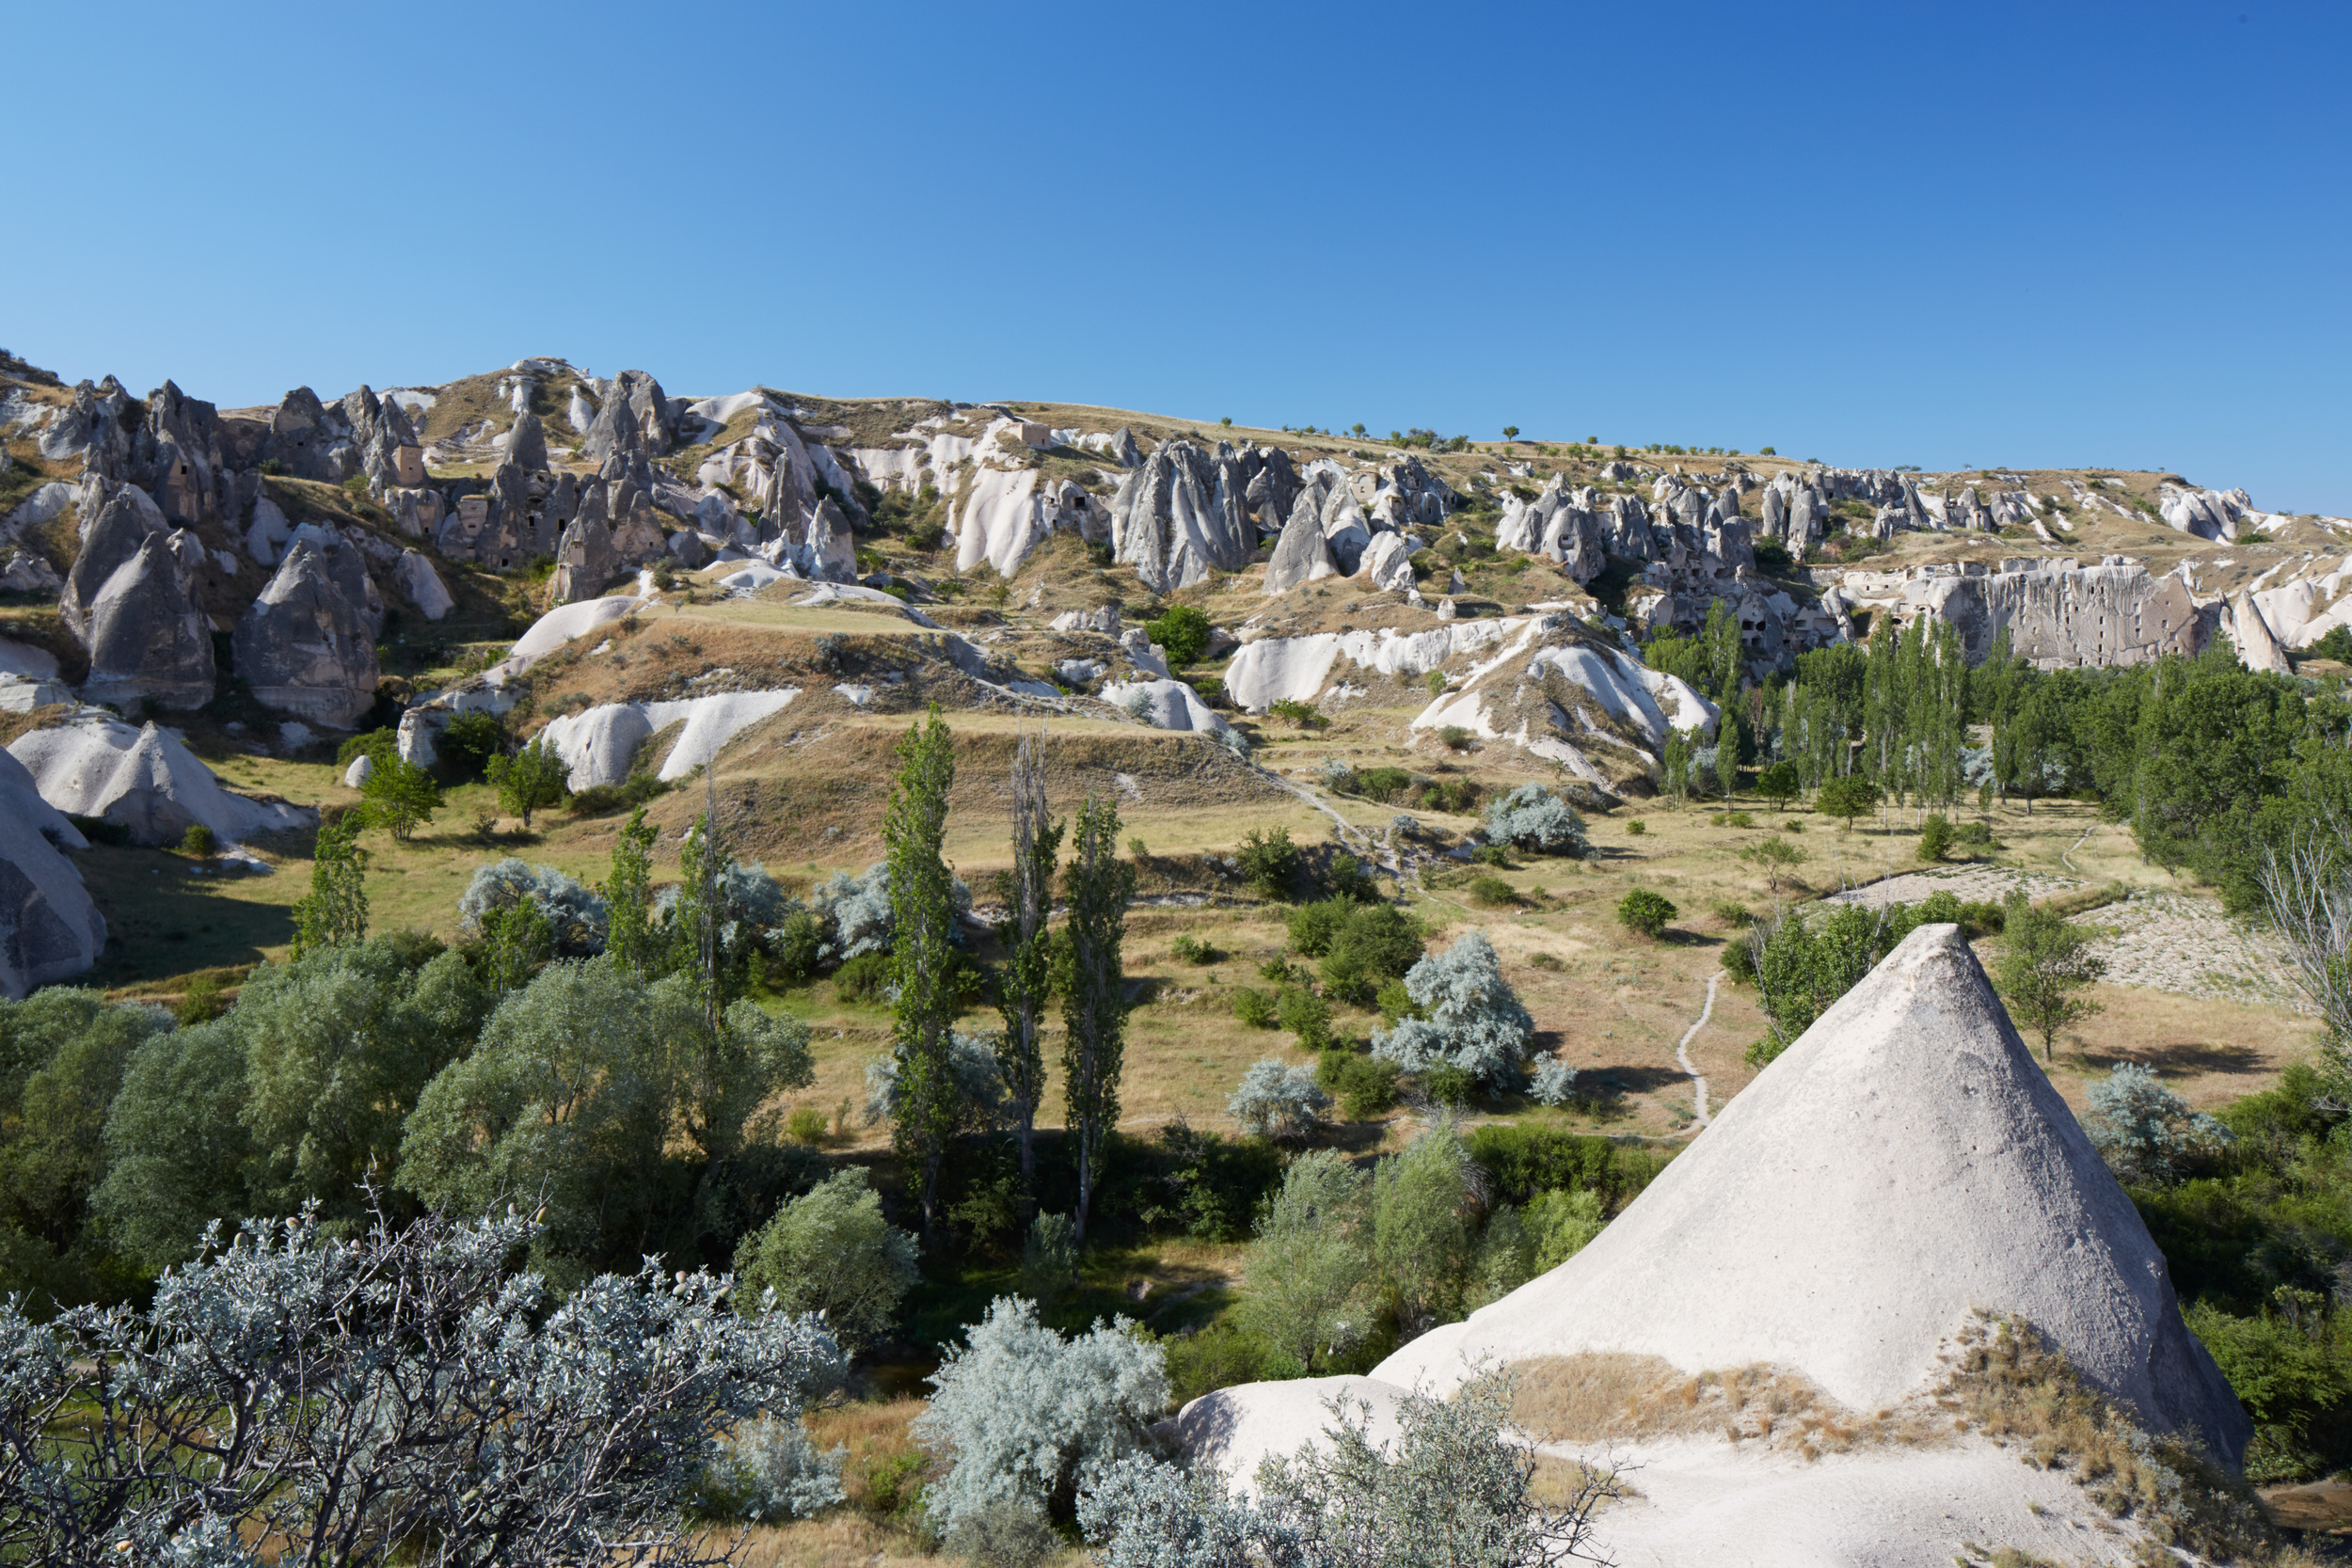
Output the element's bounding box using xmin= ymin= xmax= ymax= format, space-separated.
xmin=1180 ymin=926 xmax=2249 ymax=1477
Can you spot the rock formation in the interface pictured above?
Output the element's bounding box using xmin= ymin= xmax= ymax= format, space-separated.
xmin=82 ymin=531 xmax=215 ymax=709
xmin=8 ymin=715 xmax=312 ymax=845
xmin=0 ymin=751 xmax=106 ymax=999
xmin=1887 ymin=560 xmax=2214 ymax=666
xmin=231 ymin=539 xmax=382 ymax=728
xmin=548 ymin=510 xmax=620 ymax=605
xmin=1262 ymin=488 xmax=1337 ymax=594
xmin=1104 ymin=678 xmax=1228 ymax=734
xmin=1109 ymin=438 xmax=1258 ymax=591
xmin=1182 ymin=926 xmax=2251 ymax=1484
xmin=537 ymin=690 xmax=800 ymax=788
xmin=581 ymin=370 xmax=679 ymax=463
xmin=61 ymin=485 xmax=168 ymax=640
xmin=394 ymin=549 xmax=453 ymax=620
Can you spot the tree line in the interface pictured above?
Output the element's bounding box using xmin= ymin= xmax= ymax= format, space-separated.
xmin=1647 ymin=608 xmax=2352 ymax=911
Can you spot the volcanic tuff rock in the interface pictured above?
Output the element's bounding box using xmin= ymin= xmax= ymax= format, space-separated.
xmin=548 ymin=510 xmax=620 ymax=606
xmin=1884 ymin=561 xmax=2215 ymax=666
xmin=1109 ymin=437 xmax=1260 ymax=591
xmin=61 ymin=484 xmax=169 ymax=641
xmin=82 ymin=531 xmax=215 ymax=710
xmin=1261 ymin=487 xmax=1338 ymax=594
xmin=231 ymin=539 xmax=382 ymax=728
xmin=1183 ymin=927 xmax=2250 ymax=1488
xmin=581 ymin=370 xmax=679 ymax=462
xmin=8 ymin=715 xmax=313 ymax=846
xmin=0 ymin=758 xmax=106 ymax=998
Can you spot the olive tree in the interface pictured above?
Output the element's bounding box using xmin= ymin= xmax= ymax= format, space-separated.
xmin=733 ymin=1168 xmax=918 ymax=1354
xmin=1079 ymin=1371 xmax=1619 ymax=1568
xmin=911 ymin=1296 xmax=1168 ymax=1532
xmin=1371 ymin=932 xmax=1535 ymax=1090
xmin=1226 ymin=1058 xmax=1330 ymax=1142
xmin=1234 ymin=1150 xmax=1372 ymax=1373
xmin=1482 ymin=784 xmax=1587 ymax=856
xmin=0 ymin=1200 xmax=845 ymax=1568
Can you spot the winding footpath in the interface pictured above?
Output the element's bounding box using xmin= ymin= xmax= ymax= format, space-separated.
xmin=1675 ymin=972 xmax=1723 ymax=1130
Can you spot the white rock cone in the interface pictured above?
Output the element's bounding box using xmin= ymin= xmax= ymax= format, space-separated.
xmin=1180 ymin=925 xmax=2251 ymax=1476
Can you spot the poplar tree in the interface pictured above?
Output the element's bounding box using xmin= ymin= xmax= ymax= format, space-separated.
xmin=886 ymin=707 xmax=961 ymax=1235
xmin=670 ymin=774 xmax=729 ymax=1035
xmin=1062 ymin=792 xmax=1134 ymax=1245
xmin=292 ymin=815 xmax=370 ymax=958
xmin=600 ymin=808 xmax=658 ymax=978
xmin=995 ymin=722 xmax=1063 ymax=1194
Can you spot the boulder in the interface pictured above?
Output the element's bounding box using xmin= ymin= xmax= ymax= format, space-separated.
xmin=231 ymin=540 xmax=382 ymax=728
xmin=668 ymin=530 xmax=711 ymax=568
xmin=8 ymin=714 xmax=312 ymax=845
xmin=1050 ymin=605 xmax=1120 ymax=635
xmin=342 ymin=753 xmax=374 ymax=788
xmin=82 ymin=532 xmax=215 ymax=710
xmin=394 ymin=549 xmax=454 ymax=620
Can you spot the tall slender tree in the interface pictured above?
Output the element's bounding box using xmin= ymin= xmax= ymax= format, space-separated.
xmin=292 ymin=815 xmax=370 ymax=958
xmin=885 ymin=707 xmax=961 ymax=1235
xmin=1062 ymin=792 xmax=1134 ymax=1246
xmin=670 ymin=773 xmax=729 ymax=1035
xmin=600 ymin=807 xmax=658 ymax=978
xmin=995 ymin=721 xmax=1063 ymax=1196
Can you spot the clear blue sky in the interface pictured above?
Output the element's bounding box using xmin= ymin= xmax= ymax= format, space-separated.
xmin=8 ymin=3 xmax=2346 ymax=511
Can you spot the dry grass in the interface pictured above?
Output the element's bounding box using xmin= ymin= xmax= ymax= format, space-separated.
xmin=1509 ymin=1352 xmax=1941 ymax=1461
xmin=1931 ymin=1313 xmax=2277 ymax=1560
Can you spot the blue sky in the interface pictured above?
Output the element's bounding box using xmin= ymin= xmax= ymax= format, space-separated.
xmin=7 ymin=2 xmax=2346 ymax=510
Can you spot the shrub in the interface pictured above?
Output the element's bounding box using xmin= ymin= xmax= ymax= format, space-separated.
xmin=1918 ymin=813 xmax=1952 ymax=863
xmin=1483 ymin=784 xmax=1588 ymax=855
xmin=458 ymin=859 xmax=609 ymax=957
xmin=1755 ymin=761 xmax=1800 ymax=803
xmin=1422 ymin=1064 xmax=1474 ymax=1106
xmin=1320 ymin=904 xmax=1427 ymax=1005
xmin=697 ymin=1415 xmax=846 ymax=1523
xmin=1470 ymin=844 xmax=1513 ymax=867
xmin=1784 ymin=818 xmax=1804 ymax=833
xmin=179 ymin=822 xmax=215 ymax=858
xmin=438 ymin=709 xmax=507 ymax=781
xmin=1710 ymin=899 xmax=1752 ymax=926
xmin=1375 ymin=976 xmax=1417 ymax=1022
xmin=786 ymin=1106 xmax=828 ymax=1144
xmin=1078 ymin=1374 xmax=1618 ymax=1568
xmin=1232 ymin=988 xmax=1278 ymax=1028
xmin=1232 ymin=1149 xmax=1372 ymax=1372
xmin=1816 ymin=775 xmax=1882 ymax=829
xmin=1417 ymin=778 xmax=1479 ymax=814
xmin=2083 ymin=1063 xmax=2230 ymax=1184
xmin=1371 ymin=931 xmax=1535 ymax=1089
xmin=1355 ymin=766 xmax=1413 ymax=802
xmin=912 ymin=1298 xmax=1168 ymax=1534
xmin=1017 ymin=1212 xmax=1079 ymax=1303
xmin=834 ymin=951 xmax=889 ymax=1003
xmin=735 ymin=1168 xmax=919 ymax=1354
xmin=1715 ymin=810 xmax=1754 ymax=829
xmin=1142 ymin=605 xmax=1212 ymax=666
xmin=1318 ymin=1052 xmax=1401 ymax=1118
xmin=1170 ymin=933 xmax=1218 ymax=965
xmin=1277 ymin=987 xmax=1331 ymax=1050
xmin=1616 ymin=888 xmax=1676 ymax=938
xmin=1236 ymin=826 xmax=1300 ymax=900
xmin=1469 ymin=875 xmax=1516 ymax=906
xmin=1529 ymin=1057 xmax=1578 ymax=1106
xmin=1626 ymin=818 xmax=1646 ymax=836
xmin=1324 ymin=851 xmax=1379 ymax=902
xmin=1525 ymin=1186 xmax=1607 ymax=1268
xmin=946 ymin=1498 xmax=1058 ymax=1568
xmin=1316 ymin=757 xmax=1358 ymax=792
xmin=1227 ymin=1058 xmax=1331 ymax=1141
xmin=565 ymin=772 xmax=669 ymax=817
xmin=1527 ymin=952 xmax=1564 ymax=971
xmin=1269 ymin=698 xmax=1326 ymax=729
xmin=360 ymin=754 xmax=441 ymax=842
xmin=1438 ymin=724 xmax=1474 ymax=752
xmin=1286 ymin=897 xmax=1348 ymax=957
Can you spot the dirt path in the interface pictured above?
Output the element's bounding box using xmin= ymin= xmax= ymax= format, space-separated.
xmin=1675 ymin=972 xmax=1722 ymax=1128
